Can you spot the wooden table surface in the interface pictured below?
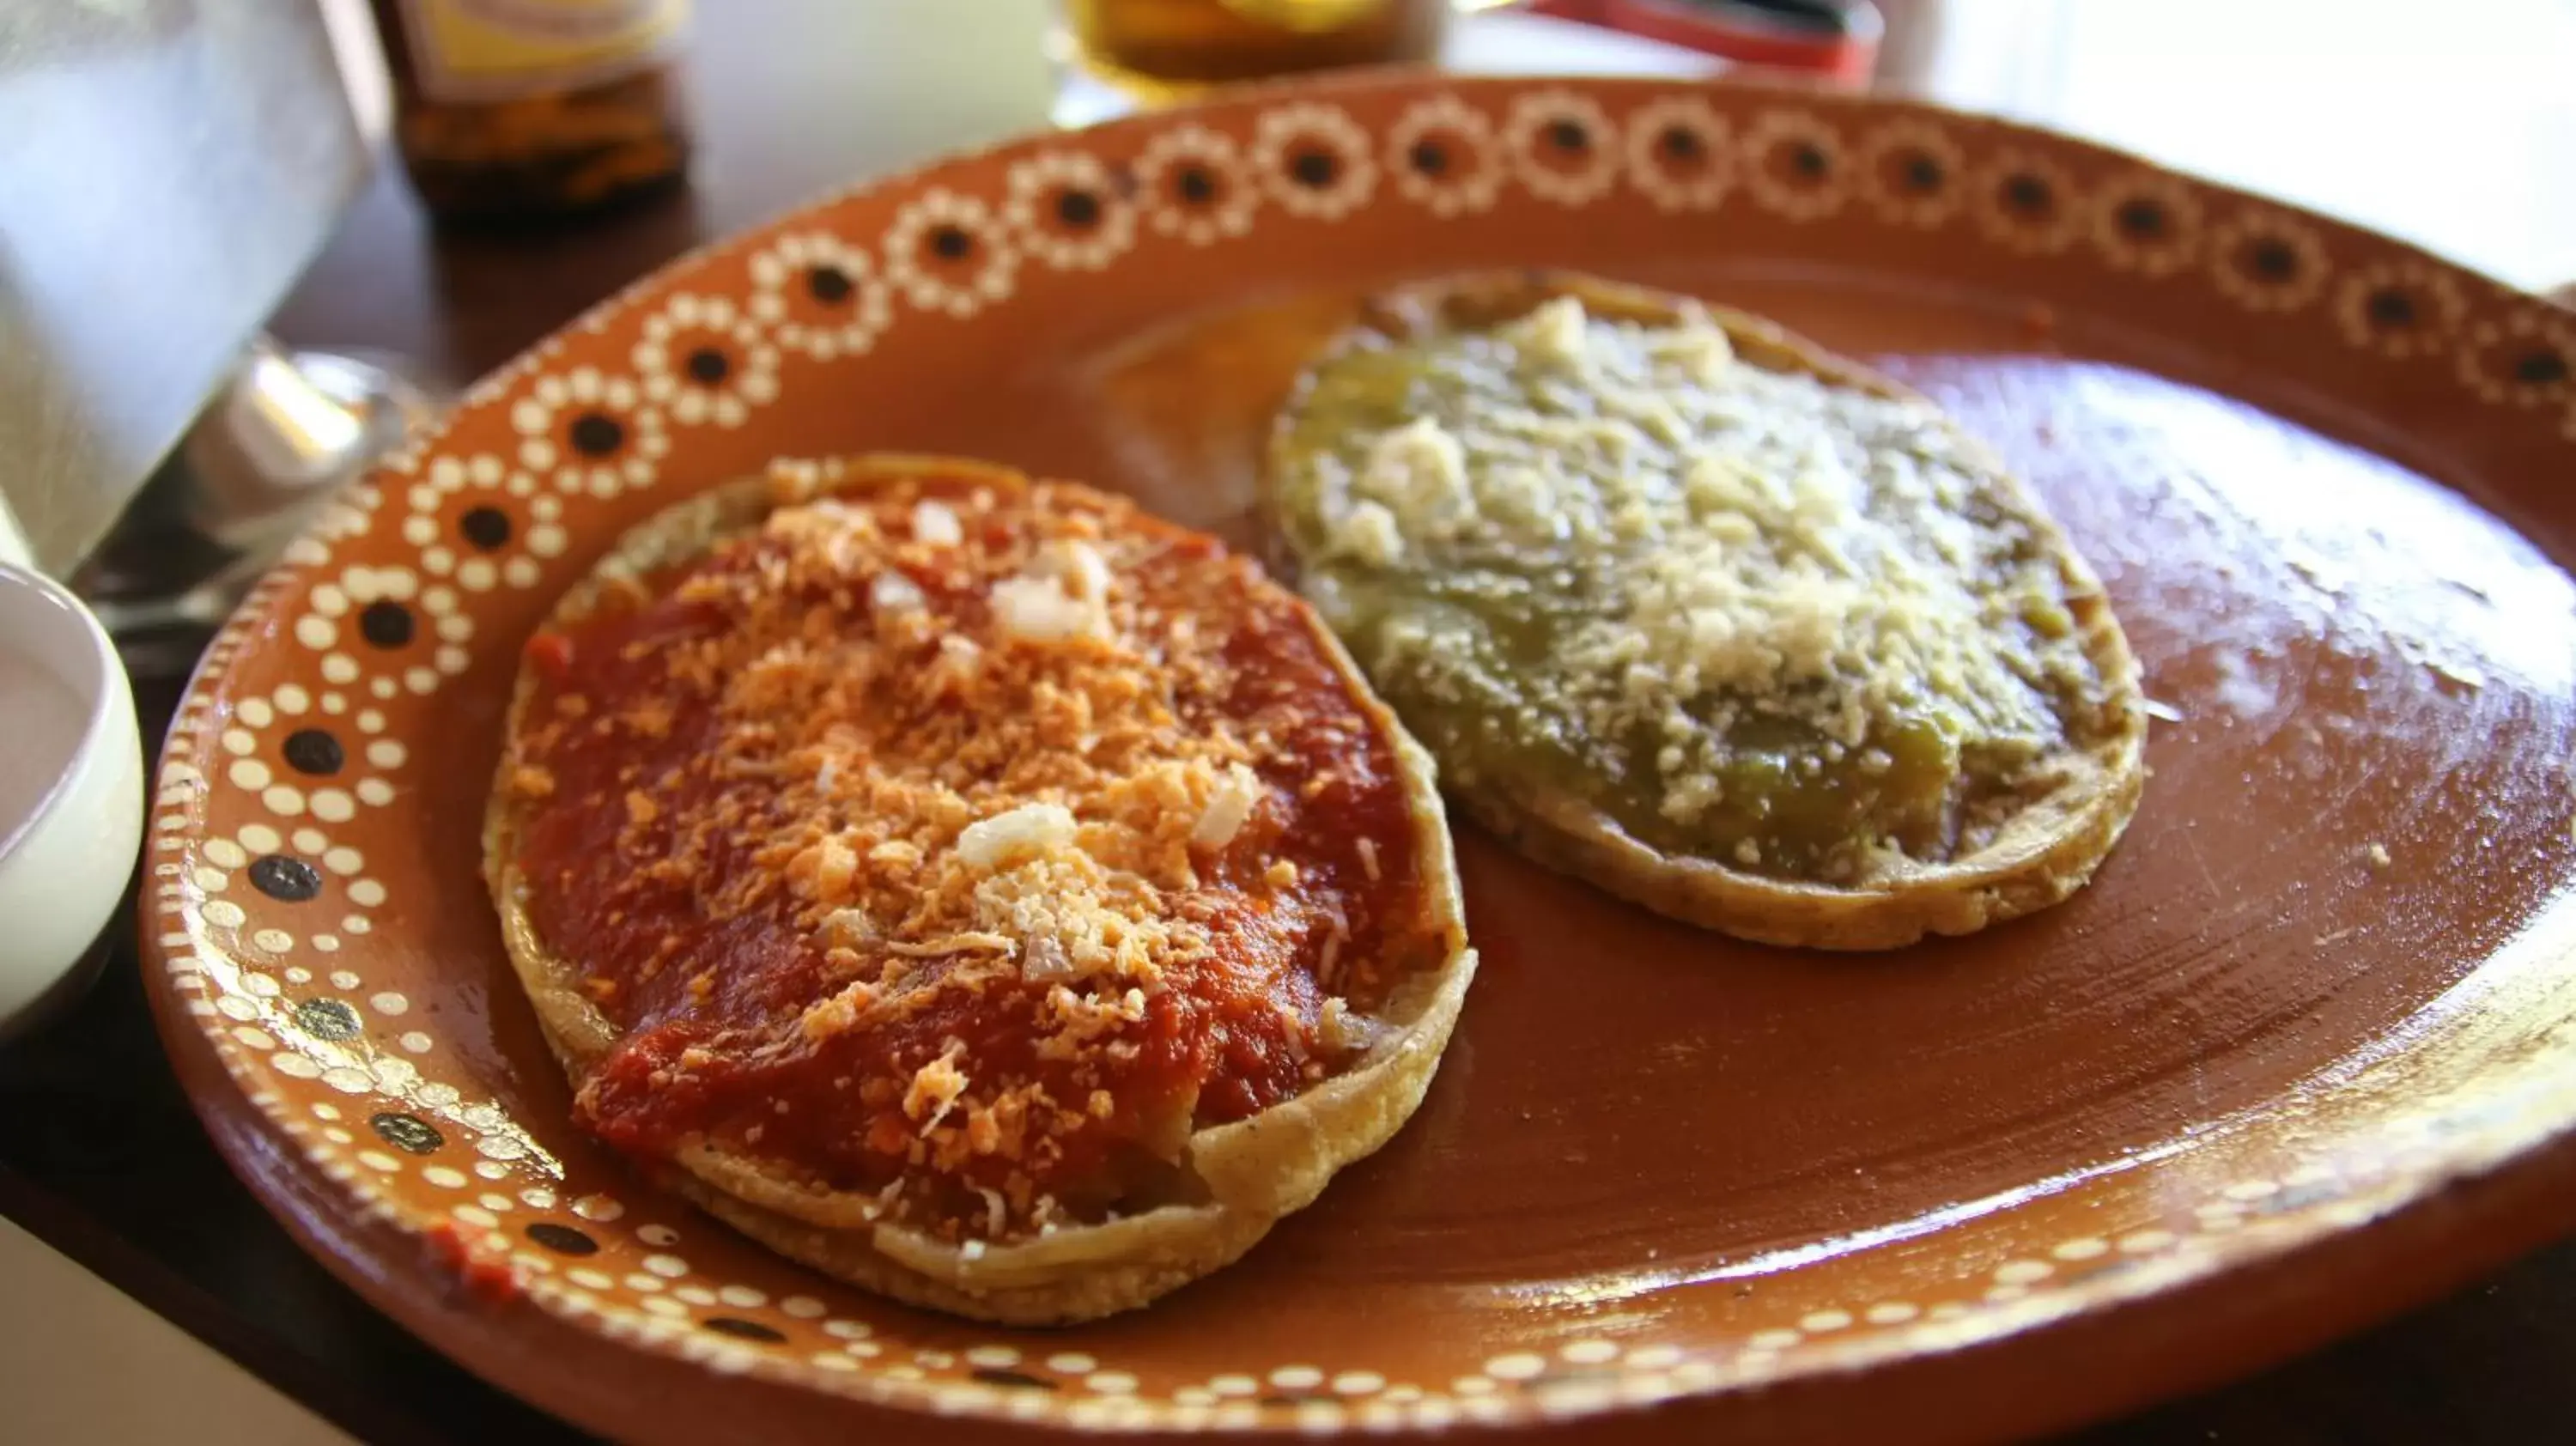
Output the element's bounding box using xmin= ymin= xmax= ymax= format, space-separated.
xmin=6 ymin=2 xmax=2574 ymax=1442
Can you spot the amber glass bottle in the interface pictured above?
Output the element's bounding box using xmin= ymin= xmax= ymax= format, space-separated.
xmin=368 ymin=0 xmax=694 ymax=224
xmin=1063 ymin=0 xmax=1448 ymax=103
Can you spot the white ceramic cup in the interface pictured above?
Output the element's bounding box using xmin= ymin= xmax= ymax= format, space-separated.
xmin=0 ymin=563 xmax=143 ymax=1039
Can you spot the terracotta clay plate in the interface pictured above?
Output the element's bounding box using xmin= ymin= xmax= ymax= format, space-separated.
xmin=143 ymin=73 xmax=2576 ymax=1444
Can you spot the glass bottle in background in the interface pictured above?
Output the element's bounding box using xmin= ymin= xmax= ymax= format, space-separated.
xmin=1057 ymin=0 xmax=1451 ymax=113
xmin=368 ymin=0 xmax=694 ymax=224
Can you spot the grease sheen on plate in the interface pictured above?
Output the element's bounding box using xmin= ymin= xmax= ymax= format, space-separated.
xmin=142 ymin=73 xmax=2576 ymax=1445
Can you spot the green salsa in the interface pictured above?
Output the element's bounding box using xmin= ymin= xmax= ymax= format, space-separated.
xmin=1272 ymin=296 xmax=2113 ymax=884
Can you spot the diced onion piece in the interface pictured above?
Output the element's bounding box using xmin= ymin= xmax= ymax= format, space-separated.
xmin=1192 ymin=763 xmax=1263 ymax=850
xmin=819 ymin=907 xmax=878 ymax=947
xmin=957 ymin=802 xmax=1078 ymax=870
xmin=1041 ymin=538 xmax=1111 ymax=602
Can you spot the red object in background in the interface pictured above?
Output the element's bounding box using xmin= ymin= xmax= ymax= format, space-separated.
xmin=1528 ymin=0 xmax=1881 ymax=84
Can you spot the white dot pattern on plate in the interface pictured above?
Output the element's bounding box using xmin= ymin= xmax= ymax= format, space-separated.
xmin=136 ymin=79 xmax=2576 ymax=1435
xmin=1483 ymin=1354 xmax=1548 ymax=1382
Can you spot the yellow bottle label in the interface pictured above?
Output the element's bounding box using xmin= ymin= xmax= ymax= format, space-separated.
xmin=396 ymin=0 xmax=690 ymax=103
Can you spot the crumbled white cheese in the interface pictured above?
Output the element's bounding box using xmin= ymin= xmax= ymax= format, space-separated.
xmin=1502 ymin=295 xmax=1591 ymax=368
xmin=994 ymin=577 xmax=1096 ymax=641
xmin=1336 ymin=500 xmax=1404 ymax=566
xmin=992 ymin=538 xmax=1115 ymax=644
xmin=1359 ymin=417 xmax=1473 ymax=530
xmin=1472 ymin=463 xmax=1556 ymax=533
xmin=1644 ymin=322 xmax=1734 ymax=384
xmin=912 ymin=499 xmax=963 ymax=546
xmin=870 ymin=571 xmax=927 ymax=613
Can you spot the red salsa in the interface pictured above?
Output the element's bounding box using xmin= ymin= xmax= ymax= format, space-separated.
xmin=497 ymin=466 xmax=1443 ymax=1242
